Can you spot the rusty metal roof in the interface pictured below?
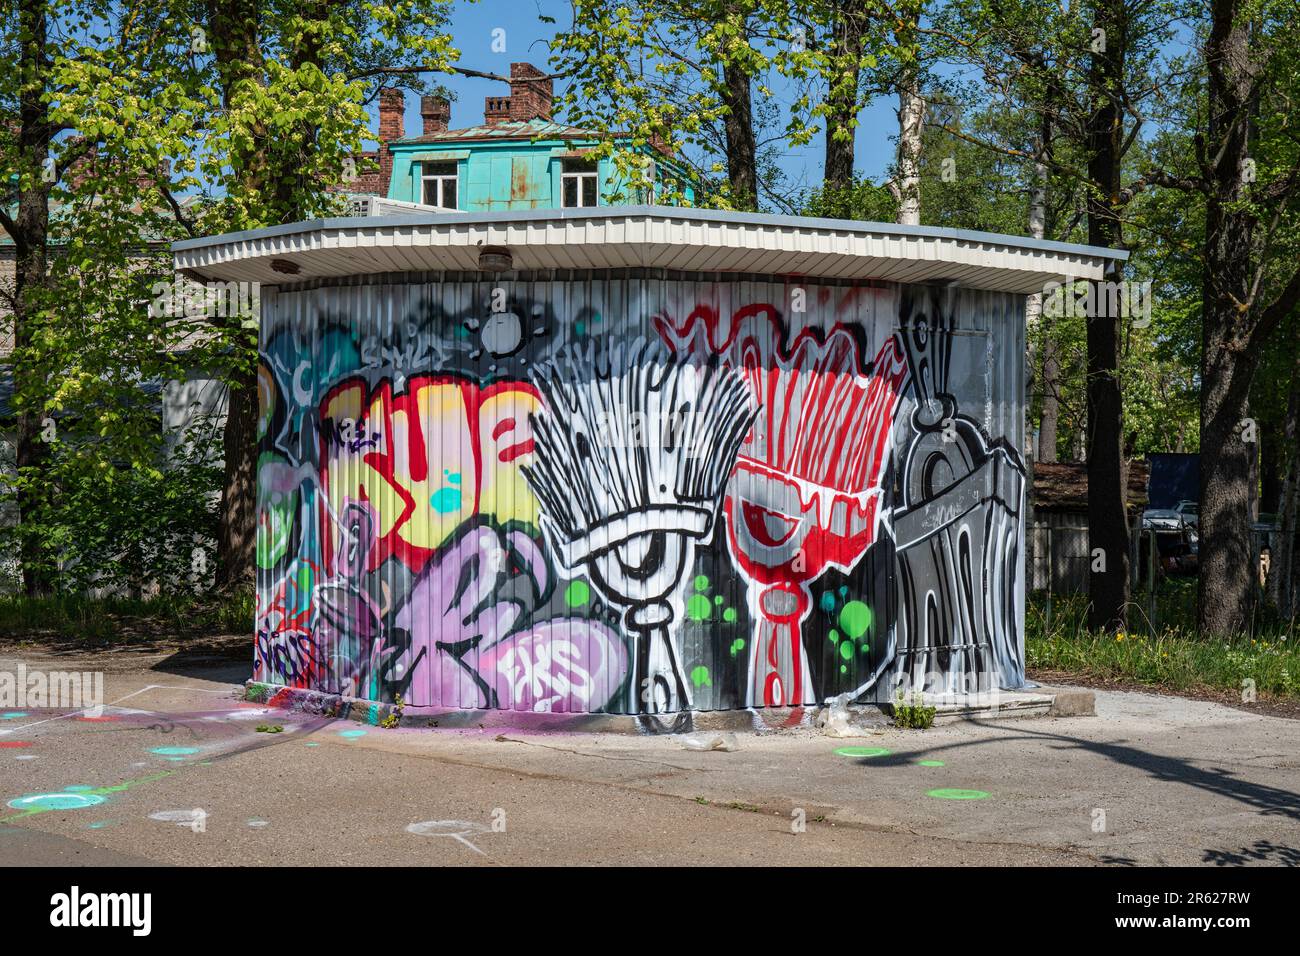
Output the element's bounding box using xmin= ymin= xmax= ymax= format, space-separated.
xmin=1033 ymin=460 xmax=1149 ymax=512
xmin=392 ymin=118 xmax=604 ymax=146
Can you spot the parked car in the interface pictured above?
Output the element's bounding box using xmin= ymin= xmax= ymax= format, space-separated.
xmin=1173 ymin=500 xmax=1198 ymax=527
xmin=1138 ymin=511 xmax=1198 ymax=578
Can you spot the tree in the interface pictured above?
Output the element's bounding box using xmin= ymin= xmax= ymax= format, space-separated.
xmin=2 ymin=0 xmax=462 ymax=596
xmin=2 ymin=0 xmax=62 ymax=594
xmin=178 ymin=0 xmax=461 ymax=591
xmin=0 ymin=0 xmax=204 ymax=594
xmin=550 ymin=0 xmax=810 ymax=210
xmin=1081 ymin=0 xmax=1131 ymax=631
xmin=1186 ymin=0 xmax=1300 ymax=634
xmin=817 ymin=1 xmax=869 ymax=211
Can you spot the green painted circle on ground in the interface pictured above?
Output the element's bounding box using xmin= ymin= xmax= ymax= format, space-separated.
xmin=686 ymin=594 xmax=712 ymax=621
xmin=839 ymin=601 xmax=872 ymax=639
xmin=8 ymin=791 xmax=106 ymax=811
xmin=918 ymin=760 xmax=945 ymax=767
xmin=723 ymin=607 xmax=737 ymax=623
xmin=839 ymin=640 xmax=854 ymax=660
xmin=833 ymin=746 xmax=891 ymax=758
xmin=693 ymin=575 xmax=709 ymax=591
xmin=564 ymin=580 xmax=591 ymax=607
xmin=928 ymin=788 xmax=989 ymax=800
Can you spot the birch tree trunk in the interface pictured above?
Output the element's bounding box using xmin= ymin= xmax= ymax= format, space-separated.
xmin=895 ymin=76 xmax=924 ymax=226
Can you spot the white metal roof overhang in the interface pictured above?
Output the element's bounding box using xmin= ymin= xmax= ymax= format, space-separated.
xmin=171 ymin=206 xmax=1128 ymax=295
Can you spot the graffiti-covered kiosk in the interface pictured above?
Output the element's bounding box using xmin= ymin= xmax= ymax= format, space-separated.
xmin=174 ymin=208 xmax=1124 ymax=728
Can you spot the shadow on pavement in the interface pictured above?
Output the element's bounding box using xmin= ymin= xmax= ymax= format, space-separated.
xmin=840 ymin=721 xmax=1300 ymax=822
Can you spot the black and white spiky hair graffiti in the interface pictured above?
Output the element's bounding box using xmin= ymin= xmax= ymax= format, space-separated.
xmin=523 ymin=339 xmax=756 ymax=545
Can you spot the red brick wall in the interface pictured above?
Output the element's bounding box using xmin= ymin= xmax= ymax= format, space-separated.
xmin=508 ymin=63 xmax=552 ymax=121
xmin=421 ymin=95 xmax=450 ymax=135
xmin=376 ymin=88 xmax=405 ymax=193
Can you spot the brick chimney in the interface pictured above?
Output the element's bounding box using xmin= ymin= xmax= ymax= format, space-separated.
xmin=421 ymin=95 xmax=451 ymax=135
xmin=377 ymin=88 xmax=406 ymax=192
xmin=508 ymin=62 xmax=552 ymax=121
xmin=484 ymin=95 xmax=512 ymax=125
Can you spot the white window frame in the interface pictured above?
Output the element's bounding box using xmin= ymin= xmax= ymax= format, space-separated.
xmin=421 ymin=162 xmax=459 ymax=210
xmin=560 ymin=160 xmax=599 ymax=208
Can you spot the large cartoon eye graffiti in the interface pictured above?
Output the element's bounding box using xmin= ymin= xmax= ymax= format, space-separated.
xmin=253 ymin=279 xmax=1026 ymax=723
xmin=521 ymin=341 xmax=755 ymax=718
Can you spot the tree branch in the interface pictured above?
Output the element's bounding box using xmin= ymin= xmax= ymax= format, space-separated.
xmin=157 ymin=184 xmax=197 ymax=239
xmin=0 ymin=207 xmax=21 ymax=254
xmin=1257 ymin=267 xmax=1300 ymax=345
xmin=348 ymin=64 xmax=571 ymax=84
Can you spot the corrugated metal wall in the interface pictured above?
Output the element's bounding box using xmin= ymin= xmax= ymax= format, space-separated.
xmin=254 ymin=270 xmax=1026 ymax=717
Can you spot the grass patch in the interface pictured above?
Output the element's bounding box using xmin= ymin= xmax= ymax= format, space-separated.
xmin=892 ymin=689 xmax=937 ymax=729
xmin=1027 ymin=592 xmax=1300 ymax=698
xmin=0 ymin=590 xmax=254 ymax=644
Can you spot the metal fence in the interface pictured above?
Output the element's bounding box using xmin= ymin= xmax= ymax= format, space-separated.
xmin=1028 ymin=517 xmax=1293 ymax=631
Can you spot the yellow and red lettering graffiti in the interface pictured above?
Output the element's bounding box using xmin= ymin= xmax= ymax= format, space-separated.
xmin=319 ymin=376 xmax=541 ymax=572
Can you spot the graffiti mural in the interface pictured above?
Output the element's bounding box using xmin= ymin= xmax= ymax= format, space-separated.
xmin=657 ymin=304 xmax=909 ymax=707
xmin=522 ymin=341 xmax=756 ymax=718
xmin=254 ymin=275 xmax=1026 ymax=720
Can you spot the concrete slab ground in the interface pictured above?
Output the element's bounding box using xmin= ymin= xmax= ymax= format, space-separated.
xmin=0 ymin=649 xmax=1297 ymax=867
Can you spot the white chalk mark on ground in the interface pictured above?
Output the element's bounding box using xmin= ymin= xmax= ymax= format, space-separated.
xmin=406 ymin=820 xmax=490 ymax=855
xmin=0 ymin=683 xmax=239 ymax=737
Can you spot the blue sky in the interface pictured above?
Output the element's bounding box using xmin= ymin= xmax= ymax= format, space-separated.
xmin=370 ymin=0 xmax=901 ymax=196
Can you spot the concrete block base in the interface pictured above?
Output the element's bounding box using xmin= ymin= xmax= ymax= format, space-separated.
xmin=246 ymin=681 xmax=1091 ymax=734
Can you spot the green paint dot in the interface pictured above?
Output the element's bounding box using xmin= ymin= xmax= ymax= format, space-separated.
xmin=833 ymin=746 xmax=891 ymax=758
xmin=729 ymin=638 xmax=745 ymax=657
xmin=839 ymin=640 xmax=854 ymax=661
xmin=564 ymin=580 xmax=591 ymax=607
xmin=928 ymin=788 xmax=988 ymax=800
xmin=714 ymin=595 xmax=724 ymax=605
xmin=723 ymin=607 xmax=737 ymax=623
xmin=690 ymin=665 xmax=712 ymax=688
xmin=693 ymin=575 xmax=709 ymax=591
xmin=686 ymin=594 xmax=712 ymax=621
xmin=829 ymin=629 xmax=840 ymax=644
xmin=839 ymin=601 xmax=872 ymax=639
xmin=840 ymin=664 xmax=847 ymax=674
xmin=918 ymin=760 xmax=945 ymax=767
